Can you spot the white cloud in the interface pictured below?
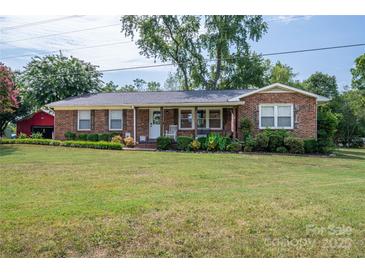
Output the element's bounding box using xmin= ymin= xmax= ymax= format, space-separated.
xmin=269 ymin=15 xmax=312 ymax=24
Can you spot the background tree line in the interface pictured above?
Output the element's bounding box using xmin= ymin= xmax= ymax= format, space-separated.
xmin=1 ymin=15 xmax=364 ymax=146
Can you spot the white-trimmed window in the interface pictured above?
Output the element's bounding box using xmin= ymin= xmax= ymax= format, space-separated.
xmin=109 ymin=110 xmax=123 ymax=130
xmin=78 ymin=110 xmax=91 ymax=131
xmin=196 ymin=108 xmax=223 ymax=130
xmin=179 ymin=109 xmax=194 ymax=130
xmin=208 ymin=109 xmax=222 ymax=129
xmin=259 ymin=104 xmax=293 ymax=129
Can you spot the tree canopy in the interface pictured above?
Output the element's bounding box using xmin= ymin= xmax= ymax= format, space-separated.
xmin=20 ymin=54 xmax=103 ymax=109
xmin=0 ymin=63 xmax=19 ymax=136
xmin=121 ymin=15 xmax=268 ymax=90
xmin=351 ymin=53 xmax=365 ymax=90
xmin=302 ymin=71 xmax=338 ymax=98
xmin=269 ymin=61 xmax=297 ymax=85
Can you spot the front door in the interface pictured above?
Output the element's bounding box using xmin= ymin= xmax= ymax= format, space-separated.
xmin=149 ymin=109 xmax=161 ymax=139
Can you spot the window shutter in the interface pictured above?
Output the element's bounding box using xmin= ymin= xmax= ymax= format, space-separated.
xmin=73 ymin=110 xmax=77 ymax=131
xmin=91 ymin=110 xmax=95 ymax=130
xmin=294 ymin=104 xmax=299 ymax=128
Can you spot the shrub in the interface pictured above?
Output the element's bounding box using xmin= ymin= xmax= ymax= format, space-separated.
xmin=124 ymin=136 xmax=135 ymax=148
xmin=197 ymin=137 xmax=207 ymax=150
xmin=264 ymin=129 xmax=290 ymax=152
xmin=0 ymin=138 xmax=122 ymax=150
xmin=18 ymin=133 xmax=27 ymax=139
xmin=255 ymin=132 xmax=269 ymax=151
xmin=177 ymin=136 xmax=193 ymax=151
xmin=207 ymin=134 xmax=219 ymax=151
xmin=30 ymin=132 xmax=43 ymax=139
xmin=111 ymin=135 xmax=123 ymax=143
xmin=78 ymin=133 xmax=88 ymax=141
xmin=243 ymin=135 xmax=256 ymax=152
xmin=240 ymin=117 xmax=253 ymax=141
xmin=304 ymin=139 xmax=318 ymax=154
xmin=284 ymin=136 xmax=304 ymax=154
xmin=217 ymin=135 xmax=231 ymax=151
xmin=86 ymin=133 xmax=99 ymax=142
xmin=156 ymin=136 xmax=173 ymax=150
xmin=276 ymin=146 xmax=288 ymax=153
xmin=317 ymin=107 xmax=339 ymax=154
xmin=190 ymin=139 xmax=201 ymax=151
xmin=98 ymin=133 xmax=111 ymax=142
xmin=62 ymin=140 xmax=122 ymax=150
xmin=226 ymin=142 xmax=242 ymax=152
xmin=64 ymin=131 xmax=76 ymax=140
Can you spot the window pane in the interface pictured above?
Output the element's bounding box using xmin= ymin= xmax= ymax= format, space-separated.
xmin=79 ymin=110 xmax=90 ymax=120
xmin=261 ymin=117 xmax=274 ymax=127
xmin=261 ymin=106 xmax=274 ymax=116
xmin=110 ymin=110 xmax=122 ymax=119
xmin=180 ymin=110 xmax=192 ymax=128
xmin=278 ymin=117 xmax=291 ymax=127
xmin=181 ymin=119 xmax=192 ymax=128
xmin=209 ymin=109 xmax=220 ymax=119
xmin=111 ymin=120 xmax=122 ymax=129
xmin=197 ymin=110 xmax=206 ymax=128
xmin=181 ymin=110 xmax=192 ymax=119
xmin=278 ymin=106 xmax=291 ymax=116
xmin=209 ymin=119 xmax=221 ymax=128
xmin=79 ymin=120 xmax=90 ymax=130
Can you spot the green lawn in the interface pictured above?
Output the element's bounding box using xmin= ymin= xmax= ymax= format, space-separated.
xmin=0 ymin=145 xmax=364 ymax=257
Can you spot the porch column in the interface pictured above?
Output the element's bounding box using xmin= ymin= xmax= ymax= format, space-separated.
xmin=231 ymin=107 xmax=237 ymax=138
xmin=133 ymin=107 xmax=137 ymax=141
xmin=194 ymin=106 xmax=198 ymax=138
xmin=160 ymin=107 xmax=164 ymax=137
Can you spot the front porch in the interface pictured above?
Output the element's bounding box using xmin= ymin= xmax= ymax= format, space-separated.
xmin=133 ymin=106 xmax=239 ymax=145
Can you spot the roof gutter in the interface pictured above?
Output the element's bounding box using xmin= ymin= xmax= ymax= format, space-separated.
xmin=49 ymin=101 xmax=245 ymax=110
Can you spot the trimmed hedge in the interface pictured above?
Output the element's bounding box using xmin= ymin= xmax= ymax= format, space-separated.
xmin=156 ymin=136 xmax=173 ymax=150
xmin=86 ymin=133 xmax=99 ymax=142
xmin=0 ymin=138 xmax=122 ymax=150
xmin=176 ymin=136 xmax=193 ymax=151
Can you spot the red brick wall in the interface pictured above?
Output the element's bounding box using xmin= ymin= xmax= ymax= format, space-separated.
xmin=237 ymin=92 xmax=317 ymax=139
xmin=54 ymin=109 xmax=132 ymax=140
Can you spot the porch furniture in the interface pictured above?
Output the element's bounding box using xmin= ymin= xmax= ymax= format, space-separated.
xmin=165 ymin=125 xmax=178 ymax=140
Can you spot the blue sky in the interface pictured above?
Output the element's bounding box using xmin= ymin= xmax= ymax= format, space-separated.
xmin=0 ymin=15 xmax=364 ymax=91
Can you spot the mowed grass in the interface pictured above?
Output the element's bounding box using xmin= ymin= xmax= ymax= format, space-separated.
xmin=0 ymin=145 xmax=364 ymax=258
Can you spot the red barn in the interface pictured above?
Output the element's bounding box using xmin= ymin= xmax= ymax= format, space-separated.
xmin=16 ymin=109 xmax=55 ymax=139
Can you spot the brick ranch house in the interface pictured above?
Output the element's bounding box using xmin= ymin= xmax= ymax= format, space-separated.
xmin=47 ymin=83 xmax=329 ymax=143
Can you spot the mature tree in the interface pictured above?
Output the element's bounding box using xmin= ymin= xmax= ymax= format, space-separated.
xmin=21 ymin=54 xmax=103 ymax=109
xmin=164 ymin=72 xmax=181 ymax=91
xmin=330 ymin=89 xmax=365 ymax=146
xmin=101 ymin=81 xmax=120 ymax=92
xmin=147 ymin=81 xmax=161 ymax=91
xmin=351 ymin=53 xmax=365 ymax=90
xmin=118 ymin=79 xmax=162 ymax=92
xmin=121 ymin=15 xmax=268 ymax=90
xmin=0 ymin=63 xmax=19 ymax=136
xmin=302 ymin=72 xmax=338 ymax=98
xmin=269 ymin=61 xmax=297 ymax=85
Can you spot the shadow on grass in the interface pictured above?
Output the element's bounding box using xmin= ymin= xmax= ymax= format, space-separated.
xmin=0 ymin=145 xmax=18 ymax=157
xmin=335 ymin=148 xmax=365 ymax=160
